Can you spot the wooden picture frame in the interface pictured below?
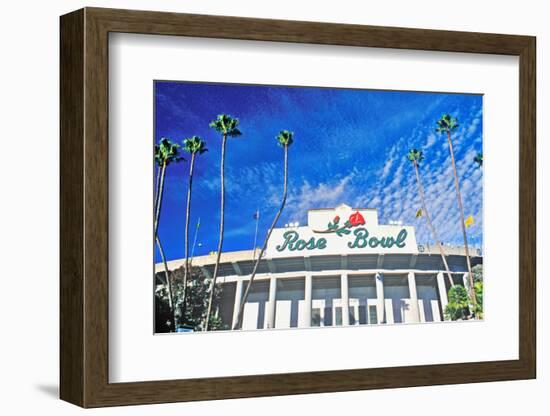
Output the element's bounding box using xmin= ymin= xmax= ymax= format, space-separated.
xmin=60 ymin=7 xmax=536 ymax=408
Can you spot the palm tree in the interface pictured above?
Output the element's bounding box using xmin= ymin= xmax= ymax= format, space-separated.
xmin=204 ymin=115 xmax=242 ymax=330
xmin=233 ymin=130 xmax=294 ymax=330
xmin=407 ymin=149 xmax=454 ymax=288
xmin=436 ymin=114 xmax=477 ymax=314
xmin=474 ymin=152 xmax=483 ymax=168
xmin=154 ymin=138 xmax=183 ymax=330
xmin=155 ymin=138 xmax=182 ymax=236
xmin=181 ymin=136 xmax=208 ymax=318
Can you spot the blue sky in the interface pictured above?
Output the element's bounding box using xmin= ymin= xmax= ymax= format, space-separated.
xmin=154 ymin=81 xmax=483 ymax=262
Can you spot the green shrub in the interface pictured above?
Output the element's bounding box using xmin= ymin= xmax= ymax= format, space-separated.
xmin=155 ymin=266 xmax=227 ymax=332
xmin=444 ymin=285 xmax=470 ymax=320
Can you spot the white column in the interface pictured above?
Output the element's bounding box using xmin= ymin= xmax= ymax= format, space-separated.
xmin=375 ymin=273 xmax=385 ymax=324
xmin=437 ymin=272 xmax=449 ymax=320
xmin=231 ymin=279 xmax=243 ymax=329
xmin=341 ymin=273 xmax=350 ymax=326
xmin=266 ymin=276 xmax=277 ymax=329
xmin=303 ymin=274 xmax=312 ymax=327
xmin=407 ymin=272 xmax=420 ymax=323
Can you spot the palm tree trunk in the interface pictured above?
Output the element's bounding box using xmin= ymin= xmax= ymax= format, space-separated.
xmin=182 ymin=153 xmax=196 ymax=322
xmin=234 ymin=145 xmax=289 ymax=330
xmin=154 ymin=161 xmax=167 ymax=237
xmin=252 ymin=209 xmax=260 ymax=261
xmin=154 ymin=163 xmax=175 ymax=331
xmin=205 ymin=134 xmax=227 ymax=330
xmin=156 ymin=235 xmax=175 ymax=331
xmin=155 ymin=164 xmax=162 ymax=216
xmin=413 ymin=161 xmax=454 ymax=288
xmin=446 ymin=131 xmax=477 ymax=313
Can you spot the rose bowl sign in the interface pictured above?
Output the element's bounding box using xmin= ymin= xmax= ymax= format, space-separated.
xmin=266 ymin=204 xmax=418 ymax=258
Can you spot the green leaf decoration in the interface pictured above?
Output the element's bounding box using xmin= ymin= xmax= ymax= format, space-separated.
xmin=336 ymin=228 xmax=351 ymax=237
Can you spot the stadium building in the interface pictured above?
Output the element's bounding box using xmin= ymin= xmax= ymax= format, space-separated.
xmin=156 ymin=204 xmax=482 ymax=330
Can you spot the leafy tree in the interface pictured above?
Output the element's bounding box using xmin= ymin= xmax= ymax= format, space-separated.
xmin=436 ymin=114 xmax=477 ymax=314
xmin=155 ymin=266 xmax=226 ymax=332
xmin=155 ymin=275 xmax=174 ymax=333
xmin=154 ymin=138 xmax=183 ymax=330
xmin=471 ymin=264 xmax=483 ymax=318
xmin=407 ymin=148 xmax=454 ymax=289
xmin=473 ymin=281 xmax=483 ymax=319
xmin=234 ymin=130 xmax=294 ymax=330
xmin=204 ymin=115 xmax=242 ymax=330
xmin=444 ymin=285 xmax=470 ymax=321
xmin=181 ymin=136 xmax=208 ymax=317
xmin=472 ymin=264 xmax=483 ymax=283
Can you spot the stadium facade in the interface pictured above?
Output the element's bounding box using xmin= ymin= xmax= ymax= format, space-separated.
xmin=155 ymin=204 xmax=482 ymax=330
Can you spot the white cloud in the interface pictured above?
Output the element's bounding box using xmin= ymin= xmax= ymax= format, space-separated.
xmin=425 ymin=132 xmax=437 ymax=148
xmin=381 ymin=158 xmax=393 ymax=179
xmin=283 ymin=174 xmax=355 ymax=222
xmin=358 ymin=104 xmax=483 ymax=248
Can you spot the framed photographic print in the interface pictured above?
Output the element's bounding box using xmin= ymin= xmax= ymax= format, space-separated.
xmin=60 ymin=7 xmax=536 ymax=408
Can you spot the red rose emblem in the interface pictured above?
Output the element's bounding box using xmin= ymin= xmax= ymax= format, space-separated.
xmin=333 ymin=215 xmax=340 ymax=223
xmin=348 ymin=211 xmax=365 ymax=226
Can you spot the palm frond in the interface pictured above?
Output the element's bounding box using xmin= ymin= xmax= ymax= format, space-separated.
xmin=474 ymin=152 xmax=483 ymax=167
xmin=155 ymin=137 xmax=183 ymax=165
xmin=436 ymin=114 xmax=459 ymax=133
xmin=407 ymin=148 xmax=424 ymax=163
xmin=183 ymin=135 xmax=208 ymax=155
xmin=276 ymin=130 xmax=294 ymax=147
xmin=209 ymin=114 xmax=242 ymax=137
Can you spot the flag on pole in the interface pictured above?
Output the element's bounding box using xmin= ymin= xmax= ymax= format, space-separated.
xmin=189 ymin=217 xmax=201 ymax=265
xmin=465 ymin=215 xmax=474 ymax=228
xmin=415 ymin=208 xmax=423 ymax=218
